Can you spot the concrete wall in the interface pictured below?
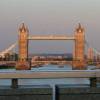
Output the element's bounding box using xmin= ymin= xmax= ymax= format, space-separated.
xmin=0 ymin=85 xmax=52 ymax=100
xmin=56 ymin=85 xmax=100 ymax=100
xmin=1 ymin=84 xmax=100 ymax=100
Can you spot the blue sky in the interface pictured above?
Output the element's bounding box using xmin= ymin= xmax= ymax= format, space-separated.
xmin=0 ymin=0 xmax=100 ymax=53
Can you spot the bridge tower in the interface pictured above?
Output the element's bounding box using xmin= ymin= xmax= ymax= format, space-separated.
xmin=16 ymin=23 xmax=30 ymax=70
xmin=73 ymin=23 xmax=86 ymax=69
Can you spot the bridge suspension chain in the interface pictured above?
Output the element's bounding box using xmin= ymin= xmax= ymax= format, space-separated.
xmin=0 ymin=42 xmax=17 ymax=58
xmin=85 ymin=39 xmax=100 ymax=55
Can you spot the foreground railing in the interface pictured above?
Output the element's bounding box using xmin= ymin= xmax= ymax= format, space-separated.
xmin=0 ymin=70 xmax=100 ymax=88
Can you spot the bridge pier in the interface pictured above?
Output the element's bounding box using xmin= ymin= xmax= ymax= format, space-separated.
xmin=72 ymin=60 xmax=86 ymax=70
xmin=16 ymin=61 xmax=31 ymax=70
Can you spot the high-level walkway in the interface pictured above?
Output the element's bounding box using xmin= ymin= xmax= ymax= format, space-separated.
xmin=28 ymin=35 xmax=75 ymax=40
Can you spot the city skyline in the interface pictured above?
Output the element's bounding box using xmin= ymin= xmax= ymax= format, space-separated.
xmin=0 ymin=0 xmax=100 ymax=53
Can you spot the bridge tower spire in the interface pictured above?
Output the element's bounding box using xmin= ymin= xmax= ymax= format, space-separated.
xmin=73 ymin=23 xmax=86 ymax=69
xmin=16 ymin=23 xmax=30 ymax=70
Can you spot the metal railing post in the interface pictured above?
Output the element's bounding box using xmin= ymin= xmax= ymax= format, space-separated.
xmin=11 ymin=78 xmax=18 ymax=88
xmin=90 ymin=77 xmax=97 ymax=87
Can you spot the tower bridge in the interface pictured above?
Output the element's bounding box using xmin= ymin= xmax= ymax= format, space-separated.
xmin=16 ymin=23 xmax=85 ymax=70
xmin=0 ymin=23 xmax=100 ymax=69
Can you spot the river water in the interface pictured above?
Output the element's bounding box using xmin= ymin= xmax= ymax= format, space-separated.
xmin=0 ymin=64 xmax=97 ymax=100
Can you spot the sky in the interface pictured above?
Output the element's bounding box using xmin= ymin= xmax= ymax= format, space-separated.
xmin=0 ymin=0 xmax=100 ymax=54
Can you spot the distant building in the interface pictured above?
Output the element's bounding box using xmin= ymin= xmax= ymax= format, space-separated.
xmin=87 ymin=48 xmax=94 ymax=61
xmin=96 ymin=54 xmax=100 ymax=62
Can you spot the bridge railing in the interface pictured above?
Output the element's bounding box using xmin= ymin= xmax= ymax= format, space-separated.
xmin=0 ymin=70 xmax=99 ymax=88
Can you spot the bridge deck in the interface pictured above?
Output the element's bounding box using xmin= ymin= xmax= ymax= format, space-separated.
xmin=0 ymin=70 xmax=99 ymax=79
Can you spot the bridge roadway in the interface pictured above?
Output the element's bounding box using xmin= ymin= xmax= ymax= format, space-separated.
xmin=31 ymin=60 xmax=72 ymax=65
xmin=28 ymin=35 xmax=75 ymax=40
xmin=0 ymin=61 xmax=16 ymax=65
xmin=0 ymin=61 xmax=72 ymax=66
